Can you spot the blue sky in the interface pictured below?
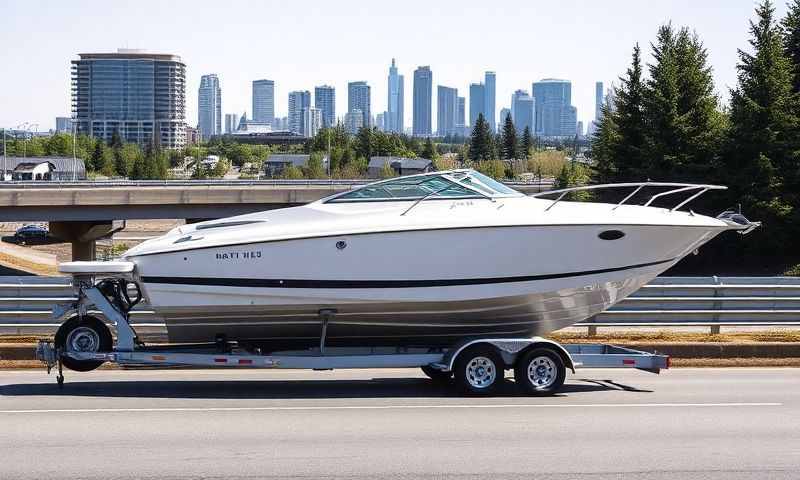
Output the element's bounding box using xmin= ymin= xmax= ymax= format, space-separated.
xmin=0 ymin=0 xmax=785 ymax=132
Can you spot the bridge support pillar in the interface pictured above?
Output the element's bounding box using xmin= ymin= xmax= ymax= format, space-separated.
xmin=49 ymin=220 xmax=126 ymax=262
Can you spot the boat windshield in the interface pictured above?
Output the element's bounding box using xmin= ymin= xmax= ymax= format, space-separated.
xmin=326 ymin=170 xmax=521 ymax=203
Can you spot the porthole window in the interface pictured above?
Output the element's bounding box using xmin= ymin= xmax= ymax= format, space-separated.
xmin=598 ymin=230 xmax=625 ymax=240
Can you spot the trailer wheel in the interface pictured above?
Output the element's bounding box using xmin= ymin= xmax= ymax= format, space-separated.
xmin=453 ymin=345 xmax=504 ymax=395
xmin=420 ymin=365 xmax=452 ymax=383
xmin=54 ymin=316 xmax=112 ymax=372
xmin=514 ymin=348 xmax=566 ymax=396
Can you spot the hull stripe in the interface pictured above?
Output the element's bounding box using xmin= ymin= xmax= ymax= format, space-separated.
xmin=142 ymin=258 xmax=675 ymax=289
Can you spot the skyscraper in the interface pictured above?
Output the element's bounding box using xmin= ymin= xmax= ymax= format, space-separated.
xmin=469 ymin=83 xmax=485 ymax=128
xmin=252 ymin=79 xmax=275 ymax=125
xmin=288 ymin=90 xmax=311 ymax=135
xmin=437 ymin=85 xmax=458 ymax=137
xmin=412 ymin=66 xmax=432 ymax=136
xmin=532 ymin=79 xmax=577 ymax=137
xmin=595 ymin=81 xmax=604 ymax=121
xmin=198 ymin=74 xmax=221 ymax=140
xmin=456 ymin=96 xmax=466 ymax=135
xmin=224 ymin=113 xmax=239 ymax=134
xmin=71 ymin=49 xmax=186 ymax=149
xmin=511 ymin=89 xmax=535 ymax=136
xmin=499 ymin=108 xmax=511 ymax=126
xmin=386 ymin=58 xmax=404 ymax=133
xmin=344 ymin=110 xmax=363 ymax=134
xmin=302 ymin=107 xmax=322 ymax=138
xmin=348 ymin=81 xmax=371 ymax=129
xmin=314 ymin=85 xmax=335 ymax=128
xmin=484 ymin=71 xmax=496 ymax=133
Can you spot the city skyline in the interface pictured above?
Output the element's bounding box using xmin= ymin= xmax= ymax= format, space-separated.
xmin=1 ymin=0 xmax=784 ymax=132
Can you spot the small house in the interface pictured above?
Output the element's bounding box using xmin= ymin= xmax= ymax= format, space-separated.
xmin=367 ymin=157 xmax=434 ymax=178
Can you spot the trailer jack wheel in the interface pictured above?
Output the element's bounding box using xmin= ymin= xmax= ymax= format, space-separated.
xmin=54 ymin=316 xmax=112 ymax=372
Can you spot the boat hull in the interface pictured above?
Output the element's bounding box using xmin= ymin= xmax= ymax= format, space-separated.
xmin=128 ymin=224 xmax=721 ymax=348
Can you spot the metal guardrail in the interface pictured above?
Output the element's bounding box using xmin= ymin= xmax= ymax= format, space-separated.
xmin=0 ymin=276 xmax=798 ymax=336
xmin=0 ymin=179 xmax=556 ymax=189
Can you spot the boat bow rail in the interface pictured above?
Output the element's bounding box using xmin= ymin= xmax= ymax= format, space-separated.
xmin=530 ymin=182 xmax=728 ymax=213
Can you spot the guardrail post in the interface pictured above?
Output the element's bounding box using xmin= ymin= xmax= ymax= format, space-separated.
xmin=711 ymin=276 xmax=721 ymax=335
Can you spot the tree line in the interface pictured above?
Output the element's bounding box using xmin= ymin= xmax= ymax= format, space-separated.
xmin=591 ymin=0 xmax=800 ymax=274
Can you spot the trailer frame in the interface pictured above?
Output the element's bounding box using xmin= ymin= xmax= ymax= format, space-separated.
xmin=36 ymin=280 xmax=670 ymax=394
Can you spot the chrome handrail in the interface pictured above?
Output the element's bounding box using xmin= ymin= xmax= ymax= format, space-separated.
xmin=530 ymin=182 xmax=727 ymax=212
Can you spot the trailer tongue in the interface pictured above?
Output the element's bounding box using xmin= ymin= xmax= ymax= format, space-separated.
xmin=36 ymin=274 xmax=669 ymax=396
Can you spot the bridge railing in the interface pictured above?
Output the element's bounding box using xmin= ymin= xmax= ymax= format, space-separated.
xmin=0 ymin=276 xmax=798 ymax=336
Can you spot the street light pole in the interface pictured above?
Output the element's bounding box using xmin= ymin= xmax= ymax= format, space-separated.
xmin=72 ymin=118 xmax=77 ymax=181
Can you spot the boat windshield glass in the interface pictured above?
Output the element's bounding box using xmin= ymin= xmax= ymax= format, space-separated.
xmin=327 ymin=170 xmax=522 ymax=203
xmin=329 ymin=175 xmax=476 ymax=202
xmin=450 ymin=170 xmax=521 ymax=196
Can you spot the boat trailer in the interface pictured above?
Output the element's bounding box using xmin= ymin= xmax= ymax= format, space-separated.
xmin=36 ymin=277 xmax=670 ymax=396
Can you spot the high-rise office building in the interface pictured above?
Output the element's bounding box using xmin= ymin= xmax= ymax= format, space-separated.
xmin=436 ymin=85 xmax=458 ymax=137
xmin=577 ymin=120 xmax=584 ymax=137
xmin=55 ymin=117 xmax=73 ymax=133
xmin=288 ymin=90 xmax=311 ymax=135
xmin=386 ymin=58 xmax=404 ymax=133
xmin=469 ymin=83 xmax=485 ymax=128
xmin=71 ymin=49 xmax=186 ymax=149
xmin=198 ymin=74 xmax=221 ymax=140
xmin=532 ymin=78 xmax=577 ymax=137
xmin=302 ymin=107 xmax=322 ymax=138
xmin=595 ymin=81 xmax=604 ymax=121
xmin=412 ymin=66 xmax=433 ymax=136
xmin=224 ymin=113 xmax=239 ymax=134
xmin=348 ymin=81 xmax=371 ymax=129
xmin=499 ymin=108 xmax=511 ymax=125
xmin=484 ymin=71 xmax=496 ymax=133
xmin=314 ymin=85 xmax=335 ymax=128
xmin=344 ymin=109 xmax=364 ymax=134
xmin=456 ymin=97 xmax=466 ymax=134
xmin=252 ymin=79 xmax=275 ymax=125
xmin=511 ymin=89 xmax=535 ymax=136
xmin=376 ymin=112 xmax=385 ymax=131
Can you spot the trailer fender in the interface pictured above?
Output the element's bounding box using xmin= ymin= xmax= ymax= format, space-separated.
xmin=441 ymin=337 xmax=575 ymax=373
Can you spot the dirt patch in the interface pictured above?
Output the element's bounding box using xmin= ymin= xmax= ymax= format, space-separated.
xmin=550 ymin=330 xmax=800 ymax=344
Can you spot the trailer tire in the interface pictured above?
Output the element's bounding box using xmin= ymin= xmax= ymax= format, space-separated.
xmin=420 ymin=365 xmax=452 ymax=383
xmin=453 ymin=345 xmax=504 ymax=395
xmin=55 ymin=316 xmax=112 ymax=372
xmin=514 ymin=348 xmax=566 ymax=396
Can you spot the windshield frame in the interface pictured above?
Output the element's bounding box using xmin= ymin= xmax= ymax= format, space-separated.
xmin=322 ymin=169 xmax=523 ymax=204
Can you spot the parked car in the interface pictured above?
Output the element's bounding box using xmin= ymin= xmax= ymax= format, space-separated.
xmin=14 ymin=224 xmax=49 ymax=244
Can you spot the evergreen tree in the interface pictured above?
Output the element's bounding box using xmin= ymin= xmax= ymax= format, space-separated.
xmin=783 ymin=0 xmax=800 ymax=92
xmin=672 ymin=28 xmax=726 ymax=181
xmin=645 ymin=24 xmax=680 ymax=180
xmin=611 ymin=44 xmax=649 ymax=181
xmin=421 ymin=138 xmax=438 ymax=159
xmin=469 ymin=113 xmax=492 ymax=161
xmin=501 ymin=113 xmax=518 ymax=160
xmin=520 ymin=126 xmax=533 ymax=160
xmin=724 ymin=0 xmax=800 ymax=257
xmin=591 ymin=103 xmax=621 ymax=183
xmin=90 ymin=142 xmax=106 ymax=172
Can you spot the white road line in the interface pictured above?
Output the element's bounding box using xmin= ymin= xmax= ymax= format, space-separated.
xmin=0 ymin=402 xmax=782 ymax=414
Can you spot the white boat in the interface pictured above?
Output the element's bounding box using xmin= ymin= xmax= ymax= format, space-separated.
xmin=61 ymin=169 xmax=758 ymax=350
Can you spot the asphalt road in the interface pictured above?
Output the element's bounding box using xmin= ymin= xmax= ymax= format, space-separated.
xmin=1 ymin=367 xmax=798 ymax=479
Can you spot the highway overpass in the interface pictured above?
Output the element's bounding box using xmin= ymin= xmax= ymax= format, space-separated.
xmin=0 ymin=179 xmax=554 ymax=260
